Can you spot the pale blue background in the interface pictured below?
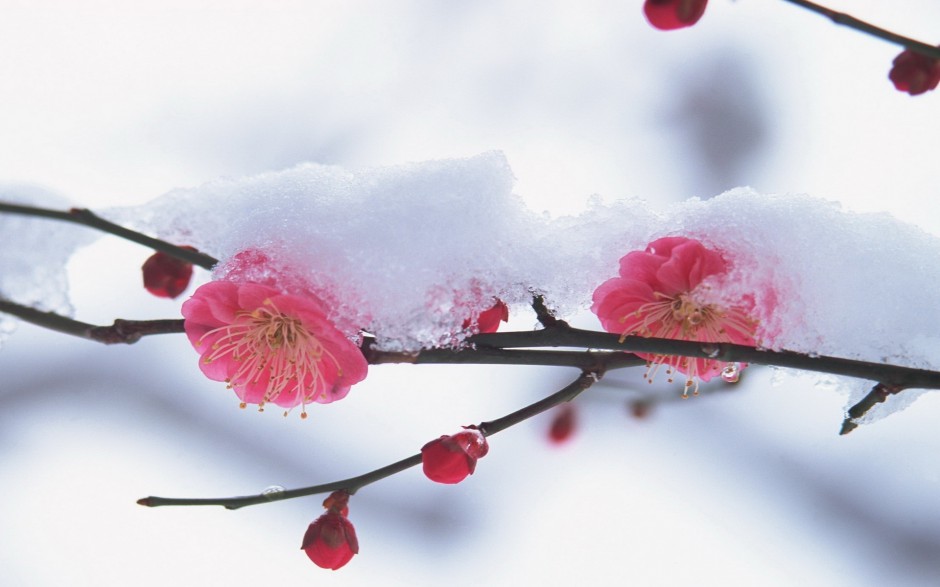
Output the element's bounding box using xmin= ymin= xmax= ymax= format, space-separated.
xmin=1 ymin=1 xmax=939 ymax=585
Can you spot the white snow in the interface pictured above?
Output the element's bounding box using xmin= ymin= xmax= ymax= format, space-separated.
xmin=0 ymin=184 xmax=99 ymax=343
xmin=5 ymin=152 xmax=940 ymax=420
xmin=123 ymin=153 xmax=940 ymax=353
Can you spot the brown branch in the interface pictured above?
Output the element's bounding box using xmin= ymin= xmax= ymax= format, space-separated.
xmin=469 ymin=326 xmax=940 ymax=391
xmin=839 ymin=383 xmax=905 ymax=435
xmin=0 ymin=200 xmax=218 ymax=269
xmin=137 ymin=371 xmax=599 ymax=509
xmin=0 ymin=297 xmax=184 ymax=343
xmin=364 ymin=341 xmax=644 ymax=372
xmin=4 ymin=296 xmax=939 ymax=393
xmin=531 ymin=294 xmax=568 ymax=329
xmin=780 ymin=0 xmax=940 ymax=60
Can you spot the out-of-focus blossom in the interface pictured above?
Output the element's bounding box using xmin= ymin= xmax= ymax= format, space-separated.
xmin=141 ymin=247 xmax=196 ymax=299
xmin=548 ymin=404 xmax=577 ymax=444
xmin=643 ymin=0 xmax=708 ymax=31
xmin=889 ymin=47 xmax=940 ymax=96
xmin=182 ymin=281 xmax=368 ymax=416
xmin=591 ymin=236 xmax=757 ymax=396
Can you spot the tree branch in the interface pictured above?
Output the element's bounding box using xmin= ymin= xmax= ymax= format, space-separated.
xmin=839 ymin=382 xmax=905 ymax=435
xmin=469 ymin=326 xmax=940 ymax=391
xmin=780 ymin=0 xmax=940 ymax=60
xmin=4 ymin=296 xmax=939 ymax=394
xmin=0 ymin=297 xmax=185 ymax=343
xmin=0 ymin=201 xmax=218 ymax=269
xmin=137 ymin=371 xmax=599 ymax=509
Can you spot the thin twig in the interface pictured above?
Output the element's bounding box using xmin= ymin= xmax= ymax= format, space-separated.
xmin=0 ymin=297 xmax=185 ymax=343
xmin=531 ymin=294 xmax=568 ymax=329
xmin=0 ymin=201 xmax=218 ymax=268
xmin=780 ymin=0 xmax=940 ymax=59
xmin=138 ymin=372 xmax=598 ymax=509
xmin=839 ymin=382 xmax=905 ymax=435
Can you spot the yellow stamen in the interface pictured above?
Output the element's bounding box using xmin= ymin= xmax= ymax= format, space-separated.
xmin=199 ymin=298 xmax=343 ymax=415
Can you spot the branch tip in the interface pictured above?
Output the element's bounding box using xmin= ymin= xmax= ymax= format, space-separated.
xmin=839 ymin=382 xmax=906 ymax=435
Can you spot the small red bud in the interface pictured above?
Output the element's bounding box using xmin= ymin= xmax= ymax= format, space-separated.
xmin=463 ymin=299 xmax=509 ymax=333
xmin=888 ymin=48 xmax=940 ymax=96
xmin=141 ymin=247 xmax=197 ymax=298
xmin=548 ymin=404 xmax=577 ymax=444
xmin=421 ymin=427 xmax=489 ymax=484
xmin=643 ymin=0 xmax=708 ymax=31
xmin=302 ymin=491 xmax=358 ymax=571
xmin=301 ymin=513 xmax=359 ymax=570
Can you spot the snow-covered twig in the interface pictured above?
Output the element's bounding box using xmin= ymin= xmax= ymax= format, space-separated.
xmin=0 ymin=201 xmax=217 ymax=269
xmin=5 ymin=294 xmax=938 ymax=393
xmin=2 ymin=292 xmax=937 ymax=432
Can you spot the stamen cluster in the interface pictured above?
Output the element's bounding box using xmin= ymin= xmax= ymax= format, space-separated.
xmin=182 ymin=281 xmax=368 ymax=416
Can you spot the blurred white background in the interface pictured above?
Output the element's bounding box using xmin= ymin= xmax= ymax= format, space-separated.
xmin=1 ymin=1 xmax=940 ymax=585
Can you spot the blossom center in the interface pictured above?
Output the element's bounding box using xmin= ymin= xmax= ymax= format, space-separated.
xmin=622 ymin=291 xmax=755 ymax=397
xmin=198 ymin=298 xmax=341 ymax=416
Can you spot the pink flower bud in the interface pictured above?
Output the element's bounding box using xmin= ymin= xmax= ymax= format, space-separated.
xmin=643 ymin=0 xmax=708 ymax=31
xmin=301 ymin=512 xmax=359 ymax=570
xmin=421 ymin=427 xmax=489 ymax=484
xmin=888 ymin=48 xmax=940 ymax=96
xmin=141 ymin=248 xmax=196 ymax=299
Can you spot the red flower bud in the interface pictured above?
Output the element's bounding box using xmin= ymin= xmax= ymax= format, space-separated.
xmin=888 ymin=48 xmax=940 ymax=96
xmin=301 ymin=512 xmax=359 ymax=570
xmin=302 ymin=492 xmax=358 ymax=571
xmin=548 ymin=404 xmax=577 ymax=444
xmin=462 ymin=299 xmax=509 ymax=333
xmin=475 ymin=300 xmax=509 ymax=333
xmin=421 ymin=427 xmax=489 ymax=484
xmin=141 ymin=247 xmax=196 ymax=299
xmin=643 ymin=0 xmax=708 ymax=31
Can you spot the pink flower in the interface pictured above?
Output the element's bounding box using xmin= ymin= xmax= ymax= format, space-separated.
xmin=591 ymin=236 xmax=756 ymax=396
xmin=643 ymin=0 xmax=708 ymax=31
xmin=421 ymin=427 xmax=489 ymax=484
xmin=141 ymin=247 xmax=196 ymax=299
xmin=302 ymin=491 xmax=358 ymax=571
xmin=889 ymin=48 xmax=940 ymax=96
xmin=181 ymin=281 xmax=368 ymax=417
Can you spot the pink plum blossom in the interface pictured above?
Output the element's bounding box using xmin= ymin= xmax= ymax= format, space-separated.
xmin=182 ymin=281 xmax=368 ymax=417
xmin=591 ymin=236 xmax=756 ymax=396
